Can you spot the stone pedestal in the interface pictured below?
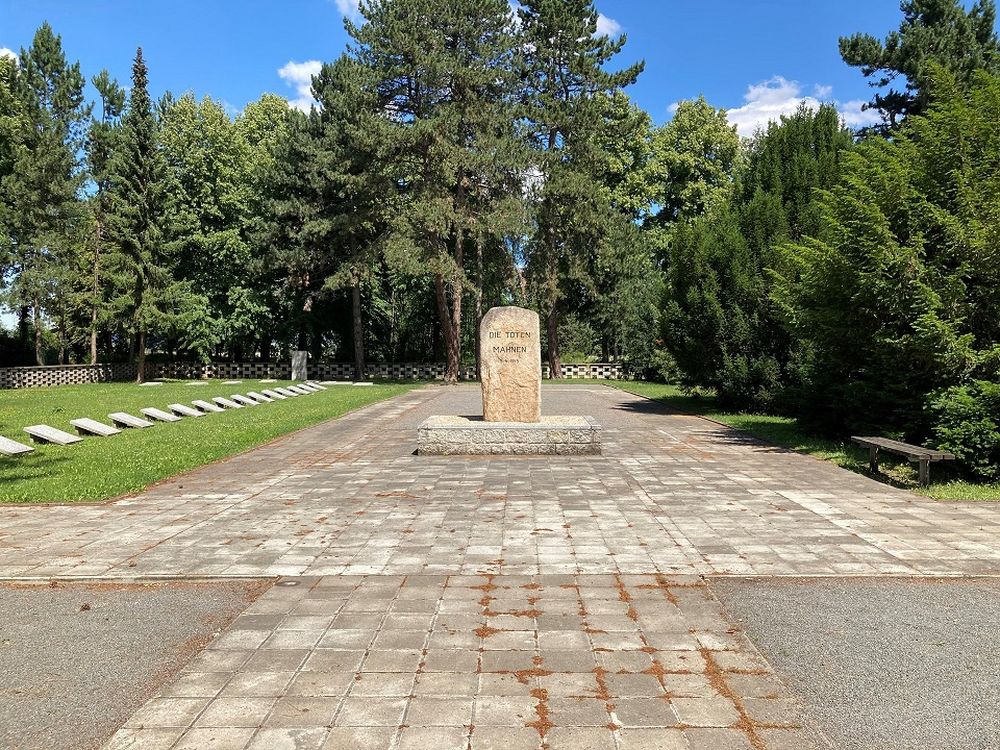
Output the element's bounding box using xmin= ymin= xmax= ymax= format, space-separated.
xmin=416 ymin=304 xmax=602 ymax=455
xmin=417 ymin=416 xmax=601 ymax=455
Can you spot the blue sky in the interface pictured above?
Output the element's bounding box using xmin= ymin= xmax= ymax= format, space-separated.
xmin=1 ymin=0 xmax=941 ymax=135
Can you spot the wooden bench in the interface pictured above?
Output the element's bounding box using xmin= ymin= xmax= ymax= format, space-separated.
xmin=851 ymin=436 xmax=956 ymax=486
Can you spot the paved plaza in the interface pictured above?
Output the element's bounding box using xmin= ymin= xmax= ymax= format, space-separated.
xmin=1 ymin=385 xmax=998 ymax=749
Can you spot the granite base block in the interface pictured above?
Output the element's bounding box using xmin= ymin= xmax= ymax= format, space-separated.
xmin=417 ymin=415 xmax=601 ymax=455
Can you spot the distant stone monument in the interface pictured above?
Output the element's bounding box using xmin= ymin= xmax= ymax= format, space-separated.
xmin=480 ymin=306 xmax=541 ymax=423
xmin=417 ymin=305 xmax=601 ymax=455
xmin=291 ymin=350 xmax=308 ymax=381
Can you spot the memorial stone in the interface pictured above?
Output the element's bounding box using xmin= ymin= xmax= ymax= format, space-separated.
xmin=480 ymin=306 xmax=541 ymax=423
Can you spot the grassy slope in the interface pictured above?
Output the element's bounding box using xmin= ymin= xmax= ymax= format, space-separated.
xmin=0 ymin=380 xmax=415 ymax=503
xmin=599 ymin=381 xmax=1000 ymax=502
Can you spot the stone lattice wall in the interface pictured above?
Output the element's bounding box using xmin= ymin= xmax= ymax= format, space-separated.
xmin=0 ymin=362 xmax=138 ymax=389
xmin=0 ymin=360 xmax=625 ymax=389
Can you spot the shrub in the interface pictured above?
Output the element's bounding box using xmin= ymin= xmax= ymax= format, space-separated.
xmin=927 ymin=381 xmax=1000 ymax=480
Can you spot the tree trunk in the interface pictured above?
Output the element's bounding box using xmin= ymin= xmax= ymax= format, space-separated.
xmin=547 ymin=304 xmax=561 ymax=379
xmin=136 ymin=329 xmax=146 ymax=383
xmin=474 ymin=240 xmax=484 ymax=380
xmin=434 ymin=273 xmax=460 ymax=384
xmin=90 ymin=220 xmax=102 ymax=365
xmin=542 ymin=129 xmax=562 ymax=379
xmin=19 ymin=306 xmax=30 ymax=345
xmin=33 ymin=298 xmax=44 ymax=366
xmin=58 ymin=316 xmax=67 ymax=365
xmin=351 ymin=281 xmax=365 ymax=382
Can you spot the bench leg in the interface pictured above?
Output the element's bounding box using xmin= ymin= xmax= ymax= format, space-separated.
xmin=869 ymin=446 xmax=879 ymax=473
xmin=918 ymin=459 xmax=930 ymax=487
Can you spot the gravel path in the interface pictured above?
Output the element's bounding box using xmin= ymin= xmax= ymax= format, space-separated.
xmin=710 ymin=577 xmax=1000 ymax=750
xmin=0 ymin=579 xmax=268 ymax=750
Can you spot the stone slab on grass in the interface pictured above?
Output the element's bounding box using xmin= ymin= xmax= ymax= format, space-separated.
xmin=274 ymin=387 xmax=299 ymax=397
xmin=141 ymin=407 xmax=183 ymax=423
xmin=417 ymin=415 xmax=601 ymax=455
xmin=230 ymin=394 xmax=258 ymax=406
xmin=24 ymin=424 xmax=84 ymax=446
xmin=246 ymin=391 xmax=273 ymax=403
xmin=70 ymin=418 xmax=122 ymax=437
xmin=286 ymin=385 xmax=312 ymax=395
xmin=0 ymin=436 xmax=34 ymax=456
xmin=191 ymin=400 xmax=225 ymax=414
xmin=168 ymin=404 xmax=205 ymax=418
xmin=108 ymin=412 xmax=155 ymax=429
xmin=212 ymin=397 xmax=243 ymax=410
xmin=261 ymin=389 xmax=287 ymax=400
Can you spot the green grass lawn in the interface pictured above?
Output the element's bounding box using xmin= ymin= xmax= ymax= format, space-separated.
xmin=0 ymin=379 xmax=416 ymax=503
xmin=602 ymin=381 xmax=1000 ymax=502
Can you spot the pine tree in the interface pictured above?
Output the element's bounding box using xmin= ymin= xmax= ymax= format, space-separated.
xmin=310 ymin=55 xmax=390 ymax=381
xmin=519 ymin=0 xmax=643 ymax=377
xmin=349 ymin=0 xmax=526 ymax=382
xmin=104 ymin=48 xmax=174 ymax=381
xmin=840 ymin=0 xmax=1000 ymax=130
xmin=0 ymin=23 xmax=88 ymax=364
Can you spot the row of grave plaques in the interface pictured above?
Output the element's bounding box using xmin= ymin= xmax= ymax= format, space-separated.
xmin=0 ymin=382 xmax=338 ymax=457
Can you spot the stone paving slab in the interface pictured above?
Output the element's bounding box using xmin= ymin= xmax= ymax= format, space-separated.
xmin=0 ymin=386 xmax=998 ymax=579
xmin=102 ymin=574 xmax=832 ymax=750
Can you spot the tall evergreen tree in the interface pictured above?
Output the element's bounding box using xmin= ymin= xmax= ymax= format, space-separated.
xmin=105 ymin=48 xmax=178 ymax=381
xmin=349 ymin=0 xmax=526 ymax=382
xmin=662 ymin=104 xmax=853 ymax=409
xmin=84 ymin=69 xmax=126 ymax=363
xmin=0 ymin=53 xmax=21 ymax=306
xmin=774 ymin=70 xmax=1000 ymax=434
xmin=840 ymin=0 xmax=1000 ymax=130
xmin=0 ymin=23 xmax=88 ymax=364
xmin=266 ymin=57 xmax=388 ymax=378
xmin=519 ymin=0 xmax=643 ymax=377
xmin=311 ymin=55 xmax=390 ymax=380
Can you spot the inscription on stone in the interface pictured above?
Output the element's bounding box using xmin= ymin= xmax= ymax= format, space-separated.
xmin=480 ymin=306 xmax=541 ymax=423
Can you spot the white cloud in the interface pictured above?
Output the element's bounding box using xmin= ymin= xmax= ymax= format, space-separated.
xmin=596 ymin=13 xmax=622 ymax=37
xmin=724 ymin=76 xmax=882 ymax=137
xmin=667 ymin=101 xmax=680 ymax=116
xmin=334 ymin=0 xmax=361 ymax=19
xmin=278 ymin=59 xmax=322 ymax=112
xmin=0 ymin=47 xmax=17 ymax=62
xmin=725 ymin=76 xmax=814 ymax=137
xmin=838 ymin=98 xmax=883 ymax=129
